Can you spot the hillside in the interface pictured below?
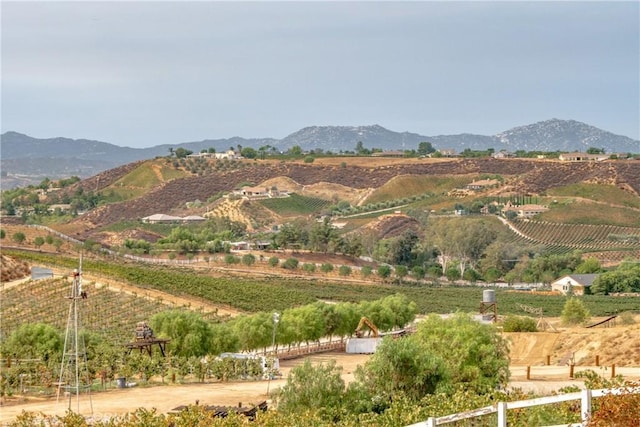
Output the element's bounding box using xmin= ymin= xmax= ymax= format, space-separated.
xmin=56 ymin=158 xmax=636 ymax=237
xmin=2 ymin=119 xmax=638 ymax=188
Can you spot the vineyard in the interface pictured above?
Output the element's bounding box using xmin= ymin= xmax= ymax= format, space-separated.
xmin=365 ymin=174 xmax=477 ymax=205
xmin=6 ymin=251 xmax=640 ymax=320
xmin=258 ymin=194 xmax=331 ymax=217
xmin=204 ymin=198 xmax=254 ymax=230
xmin=0 ymin=276 xmax=222 ymax=345
xmin=509 ymin=220 xmax=640 ymax=255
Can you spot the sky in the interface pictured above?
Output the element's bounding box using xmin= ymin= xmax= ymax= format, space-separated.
xmin=1 ymin=1 xmax=639 ymax=148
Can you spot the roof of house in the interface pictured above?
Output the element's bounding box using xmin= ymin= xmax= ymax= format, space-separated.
xmin=554 ymin=274 xmax=599 ymax=287
xmin=143 ymin=214 xmax=182 ymax=221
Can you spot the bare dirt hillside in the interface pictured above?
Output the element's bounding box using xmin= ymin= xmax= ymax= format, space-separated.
xmin=0 ymin=254 xmax=30 ymax=282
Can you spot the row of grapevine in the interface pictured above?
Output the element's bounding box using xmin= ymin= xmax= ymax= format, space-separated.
xmin=510 ymin=220 xmax=640 ymax=251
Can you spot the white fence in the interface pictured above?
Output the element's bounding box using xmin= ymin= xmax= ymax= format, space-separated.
xmin=407 ymin=387 xmax=640 ymax=427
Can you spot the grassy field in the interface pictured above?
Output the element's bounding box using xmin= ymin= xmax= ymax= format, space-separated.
xmin=539 ymin=199 xmax=640 ymax=227
xmin=546 ymin=183 xmax=640 ymax=210
xmin=365 ymin=175 xmax=477 ymax=205
xmin=105 ymin=160 xmax=188 ymax=201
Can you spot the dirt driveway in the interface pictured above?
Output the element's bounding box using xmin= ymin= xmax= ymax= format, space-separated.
xmin=0 ymin=353 xmax=369 ymax=424
xmin=2 ymin=352 xmax=639 ymax=425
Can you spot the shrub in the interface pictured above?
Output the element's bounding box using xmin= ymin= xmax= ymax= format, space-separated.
xmin=268 ymin=256 xmax=279 ymax=267
xmin=302 ymin=263 xmax=316 ymax=273
xmin=224 ymin=254 xmax=240 ymax=265
xmin=303 ymin=156 xmax=315 ymax=163
xmin=282 ymin=258 xmax=299 ymax=270
xmin=377 ymin=265 xmax=392 ymax=279
xmin=561 ymin=298 xmax=590 ymax=326
xmin=241 ymin=253 xmax=256 ymax=267
xmin=361 ymin=265 xmax=372 ymax=278
xmin=320 ymin=263 xmax=334 ymax=274
xmin=502 ymin=316 xmax=538 ymax=332
xmin=619 ymin=311 xmax=636 ymax=325
xmin=338 ymin=265 xmax=352 ymax=276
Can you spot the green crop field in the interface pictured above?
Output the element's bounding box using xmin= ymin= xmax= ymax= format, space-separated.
xmin=7 ymin=251 xmax=639 ymax=329
xmin=259 ymin=193 xmax=331 ymax=216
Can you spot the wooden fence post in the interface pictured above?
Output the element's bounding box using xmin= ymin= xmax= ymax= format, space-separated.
xmin=526 ymin=366 xmax=531 ymax=380
xmin=595 ymin=355 xmax=599 ymax=366
xmin=611 ymin=364 xmax=616 ymax=378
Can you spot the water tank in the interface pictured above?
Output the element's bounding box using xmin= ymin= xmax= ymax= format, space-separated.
xmin=482 ymin=289 xmax=496 ymax=303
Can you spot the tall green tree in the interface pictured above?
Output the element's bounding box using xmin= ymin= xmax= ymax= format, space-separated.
xmin=3 ymin=323 xmax=62 ymax=361
xmin=150 ymin=310 xmax=214 ymax=357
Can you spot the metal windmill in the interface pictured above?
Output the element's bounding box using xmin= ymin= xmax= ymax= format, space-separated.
xmin=56 ymin=256 xmax=93 ymax=414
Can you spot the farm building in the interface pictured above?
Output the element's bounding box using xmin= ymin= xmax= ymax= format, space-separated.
xmin=502 ymin=202 xmax=549 ymax=219
xmin=551 ymin=274 xmax=599 ymax=295
xmin=558 ymin=152 xmax=609 ymax=162
xmin=465 ymin=179 xmax=500 ymax=191
xmin=142 ymin=214 xmax=182 ymax=224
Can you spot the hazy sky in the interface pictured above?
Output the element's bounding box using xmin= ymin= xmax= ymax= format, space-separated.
xmin=2 ymin=1 xmax=639 ymax=148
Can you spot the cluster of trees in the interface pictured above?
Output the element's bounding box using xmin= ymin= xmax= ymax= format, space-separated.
xmin=276 ymin=313 xmax=510 ymax=420
xmin=590 ymin=262 xmax=640 ymax=294
xmin=0 ymin=294 xmax=416 ymax=397
xmin=150 ymin=294 xmax=416 ymax=357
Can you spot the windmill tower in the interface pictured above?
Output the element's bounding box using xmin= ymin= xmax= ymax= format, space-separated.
xmin=57 ymin=257 xmax=93 ymax=414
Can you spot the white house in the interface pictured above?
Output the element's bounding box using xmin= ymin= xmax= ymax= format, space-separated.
xmin=551 ymin=274 xmax=599 ymax=295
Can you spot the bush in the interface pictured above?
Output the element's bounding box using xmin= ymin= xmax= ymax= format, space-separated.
xmin=320 ymin=263 xmax=334 ymax=274
xmin=561 ymin=298 xmax=590 ymax=326
xmin=241 ymin=253 xmax=256 ymax=266
xmin=361 ymin=265 xmax=372 ymax=278
xmin=268 ymin=256 xmax=279 ymax=267
xmin=502 ymin=316 xmax=538 ymax=332
xmin=338 ymin=265 xmax=352 ymax=276
xmin=302 ymin=263 xmax=316 ymax=273
xmin=282 ymin=258 xmax=299 ymax=270
xmin=303 ymin=156 xmax=315 ymax=163
xmin=619 ymin=311 xmax=636 ymax=325
xmin=224 ymin=254 xmax=240 ymax=265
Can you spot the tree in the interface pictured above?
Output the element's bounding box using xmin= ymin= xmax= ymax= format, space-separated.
xmin=377 ymin=264 xmax=392 ymax=280
xmin=353 ymin=335 xmax=448 ymax=401
xmin=12 ymin=232 xmax=26 ymax=244
xmin=417 ymin=141 xmax=435 ymax=156
xmin=561 ymin=298 xmax=590 ymax=326
xmin=3 ymin=323 xmax=62 ymax=361
xmin=150 ymin=310 xmax=214 ymax=357
xmin=241 ymin=253 xmax=256 ymax=267
xmin=412 ymin=313 xmax=510 ymax=393
xmin=174 ymin=147 xmax=193 ymax=159
xmin=0 ymin=229 xmax=5 ymax=239
xmin=276 ymin=359 xmax=345 ymax=415
xmin=288 ymin=145 xmax=303 ymax=157
xmin=591 ymin=263 xmax=640 ymax=294
xmin=240 ymin=147 xmax=257 ymax=159
xmin=34 ymin=236 xmax=45 ymax=249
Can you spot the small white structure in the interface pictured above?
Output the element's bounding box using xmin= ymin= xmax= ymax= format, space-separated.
xmin=346 ymin=337 xmax=382 ymax=354
xmin=142 ymin=214 xmax=182 ymax=224
xmin=551 ymin=274 xmax=599 ymax=295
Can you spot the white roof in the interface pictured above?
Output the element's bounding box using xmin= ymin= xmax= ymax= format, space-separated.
xmin=143 ymin=214 xmax=181 ymax=221
xmin=182 ymin=215 xmax=206 ymax=221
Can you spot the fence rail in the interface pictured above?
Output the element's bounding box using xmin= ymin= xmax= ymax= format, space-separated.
xmin=407 ymin=387 xmax=640 ymax=427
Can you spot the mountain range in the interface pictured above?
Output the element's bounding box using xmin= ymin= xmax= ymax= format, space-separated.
xmin=1 ymin=119 xmax=638 ymax=188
